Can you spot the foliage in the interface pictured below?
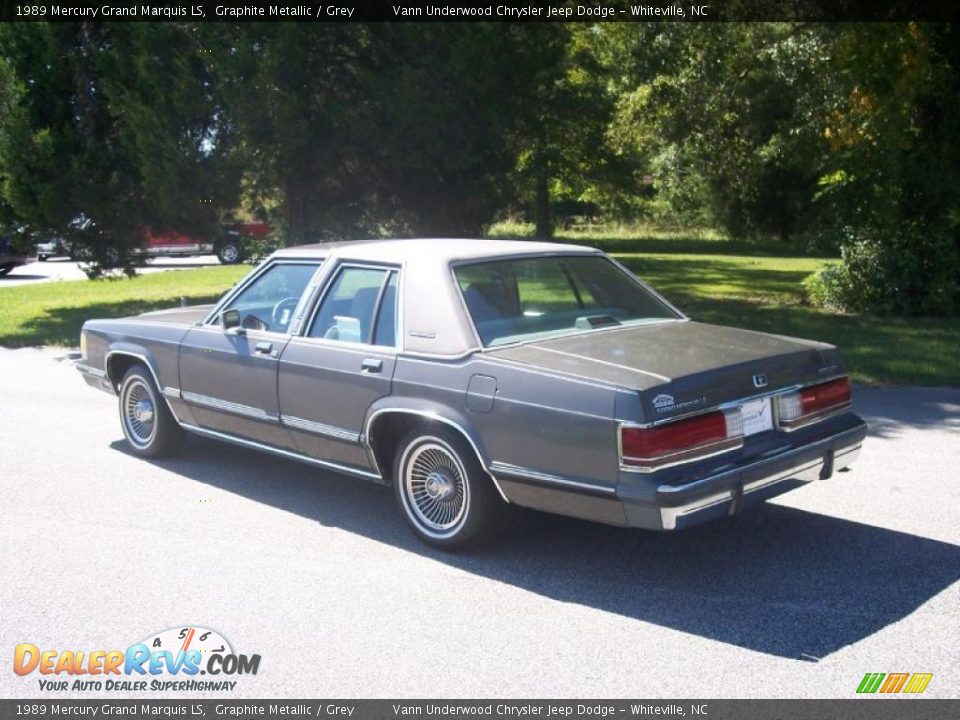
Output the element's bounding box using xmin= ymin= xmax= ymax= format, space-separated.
xmin=1 ymin=22 xmax=958 ymax=314
xmin=807 ymin=222 xmax=960 ymax=315
xmin=807 ymin=24 xmax=960 ymax=316
xmin=606 ymin=23 xmax=830 ymax=240
xmin=0 ymin=23 xmax=240 ymax=273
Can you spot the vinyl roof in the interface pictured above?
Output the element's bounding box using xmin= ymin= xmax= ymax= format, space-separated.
xmin=271 ymin=237 xmax=602 ymax=263
xmin=271 ymin=237 xmax=607 ymax=357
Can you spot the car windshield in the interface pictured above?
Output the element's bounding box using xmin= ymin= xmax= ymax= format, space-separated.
xmin=455 ymin=255 xmax=680 ymax=347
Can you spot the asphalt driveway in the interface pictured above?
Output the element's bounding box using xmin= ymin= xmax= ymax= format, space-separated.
xmin=0 ymin=255 xmax=220 ymax=286
xmin=0 ymin=347 xmax=957 ymax=698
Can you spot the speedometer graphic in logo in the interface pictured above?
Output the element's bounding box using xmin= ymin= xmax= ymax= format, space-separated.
xmin=140 ymin=626 xmax=233 ymax=659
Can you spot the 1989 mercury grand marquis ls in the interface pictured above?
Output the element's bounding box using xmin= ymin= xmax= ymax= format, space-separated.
xmin=78 ymin=239 xmax=867 ymax=549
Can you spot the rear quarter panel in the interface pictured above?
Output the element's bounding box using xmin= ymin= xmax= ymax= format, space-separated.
xmin=384 ymin=354 xmax=626 ymax=523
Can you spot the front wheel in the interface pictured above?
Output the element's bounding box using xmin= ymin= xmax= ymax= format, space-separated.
xmin=393 ymin=427 xmax=502 ymax=550
xmin=118 ymin=364 xmax=184 ymax=457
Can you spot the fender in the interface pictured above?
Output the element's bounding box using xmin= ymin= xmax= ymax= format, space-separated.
xmin=104 ymin=344 xmax=182 ymax=420
xmin=362 ymin=396 xmax=509 ymax=502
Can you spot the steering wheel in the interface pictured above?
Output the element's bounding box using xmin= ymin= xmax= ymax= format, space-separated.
xmin=270 ymin=296 xmax=300 ymax=330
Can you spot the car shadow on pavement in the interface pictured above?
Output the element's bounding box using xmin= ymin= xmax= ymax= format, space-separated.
xmin=0 ymin=273 xmax=48 ymax=281
xmin=112 ymin=436 xmax=960 ymax=662
xmin=854 ymin=385 xmax=960 ymax=439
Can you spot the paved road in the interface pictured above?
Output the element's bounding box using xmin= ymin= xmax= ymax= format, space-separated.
xmin=0 ymin=255 xmax=221 ymax=286
xmin=1 ymin=347 xmax=957 ymax=699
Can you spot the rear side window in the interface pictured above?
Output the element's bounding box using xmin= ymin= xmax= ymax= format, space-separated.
xmin=309 ymin=266 xmax=399 ymax=346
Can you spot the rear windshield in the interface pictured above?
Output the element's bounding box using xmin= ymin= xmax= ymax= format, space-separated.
xmin=455 ymin=255 xmax=679 ymax=347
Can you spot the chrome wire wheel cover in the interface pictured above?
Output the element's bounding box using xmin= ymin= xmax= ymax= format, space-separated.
xmin=401 ymin=438 xmax=470 ymax=537
xmin=122 ymin=378 xmax=157 ymax=448
xmin=220 ymin=244 xmax=239 ymax=263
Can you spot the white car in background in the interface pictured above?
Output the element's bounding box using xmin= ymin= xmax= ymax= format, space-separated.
xmin=35 ymin=236 xmax=69 ymax=261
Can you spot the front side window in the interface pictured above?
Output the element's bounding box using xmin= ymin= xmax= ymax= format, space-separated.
xmin=309 ymin=266 xmax=399 ymax=346
xmin=219 ymin=262 xmax=320 ymax=333
xmin=455 ymin=255 xmax=679 ymax=347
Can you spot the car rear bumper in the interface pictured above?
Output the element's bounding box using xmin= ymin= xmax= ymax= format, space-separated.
xmin=638 ymin=419 xmax=867 ymax=530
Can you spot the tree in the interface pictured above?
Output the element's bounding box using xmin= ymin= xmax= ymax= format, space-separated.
xmin=505 ymin=24 xmax=629 ymax=238
xmin=363 ymin=23 xmax=530 ymax=237
xmin=0 ymin=22 xmax=240 ymax=270
xmin=212 ymin=22 xmax=533 ymax=241
xmin=608 ymin=23 xmax=829 ymax=240
xmin=810 ymin=22 xmax=960 ymax=315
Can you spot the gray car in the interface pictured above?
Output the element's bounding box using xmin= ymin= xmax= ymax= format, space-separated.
xmin=77 ymin=239 xmax=867 ymax=549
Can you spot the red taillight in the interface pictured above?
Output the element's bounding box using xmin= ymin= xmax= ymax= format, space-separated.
xmin=621 ymin=410 xmax=742 ymax=470
xmin=777 ymin=377 xmax=851 ymax=428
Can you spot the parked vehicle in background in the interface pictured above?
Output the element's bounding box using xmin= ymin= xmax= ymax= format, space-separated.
xmin=77 ymin=238 xmax=867 ymax=550
xmin=140 ymin=222 xmax=273 ymax=265
xmin=35 ymin=236 xmax=70 ymax=261
xmin=0 ymin=236 xmax=34 ymax=276
xmin=215 ymin=222 xmax=273 ymax=265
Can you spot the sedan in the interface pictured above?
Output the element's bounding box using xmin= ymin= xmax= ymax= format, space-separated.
xmin=77 ymin=239 xmax=867 ymax=549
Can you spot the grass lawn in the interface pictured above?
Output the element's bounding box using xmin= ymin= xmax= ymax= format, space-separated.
xmin=1 ymin=235 xmax=957 ymax=387
xmin=615 ymin=253 xmax=960 ymax=387
xmin=0 ymin=266 xmax=247 ymax=348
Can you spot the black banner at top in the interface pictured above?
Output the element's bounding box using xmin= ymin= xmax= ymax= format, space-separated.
xmin=1 ymin=0 xmax=959 ymax=23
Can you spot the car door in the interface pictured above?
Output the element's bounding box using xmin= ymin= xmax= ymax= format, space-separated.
xmin=278 ymin=264 xmax=399 ymax=476
xmin=178 ymin=260 xmax=324 ymax=448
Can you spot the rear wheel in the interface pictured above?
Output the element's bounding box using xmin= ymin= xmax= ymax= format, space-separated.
xmin=0 ymin=264 xmax=13 ymax=277
xmin=393 ymin=426 xmax=501 ymax=550
xmin=216 ymin=240 xmax=242 ymax=264
xmin=118 ymin=364 xmax=184 ymax=457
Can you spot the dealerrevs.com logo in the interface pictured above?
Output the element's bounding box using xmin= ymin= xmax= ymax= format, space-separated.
xmin=13 ymin=626 xmax=260 ymax=692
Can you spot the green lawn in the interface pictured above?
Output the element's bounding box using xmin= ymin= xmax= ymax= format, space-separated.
xmin=616 ymin=253 xmax=960 ymax=387
xmin=0 ymin=241 xmax=957 ymax=387
xmin=0 ymin=266 xmax=248 ymax=348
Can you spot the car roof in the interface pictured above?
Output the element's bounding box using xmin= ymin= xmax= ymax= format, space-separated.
xmin=271 ymin=237 xmax=602 ymax=264
xmin=270 ymin=237 xmax=607 ymax=357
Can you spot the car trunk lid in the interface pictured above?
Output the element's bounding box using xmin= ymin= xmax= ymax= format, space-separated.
xmin=488 ymin=320 xmax=843 ymax=421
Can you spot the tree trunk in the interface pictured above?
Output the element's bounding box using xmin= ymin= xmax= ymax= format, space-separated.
xmin=533 ymin=138 xmax=552 ymax=239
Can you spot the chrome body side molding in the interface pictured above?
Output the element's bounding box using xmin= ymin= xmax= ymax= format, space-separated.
xmin=181 ymin=390 xmax=280 ymax=424
xmin=488 ymin=461 xmax=617 ymax=496
xmin=281 ymin=414 xmax=362 ymax=444
xmin=180 ymin=424 xmax=381 ymax=481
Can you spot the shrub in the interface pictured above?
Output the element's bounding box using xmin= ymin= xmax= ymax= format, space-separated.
xmin=806 ymin=222 xmax=960 ymax=316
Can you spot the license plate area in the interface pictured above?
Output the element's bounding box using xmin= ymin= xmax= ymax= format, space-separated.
xmin=739 ymin=397 xmax=773 ymax=436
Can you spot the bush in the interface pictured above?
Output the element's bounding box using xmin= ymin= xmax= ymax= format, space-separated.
xmin=804 ymin=264 xmax=849 ymax=311
xmin=806 ymin=222 xmax=960 ymax=316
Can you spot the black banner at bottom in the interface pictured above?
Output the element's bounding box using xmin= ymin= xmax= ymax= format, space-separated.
xmin=1 ymin=699 xmax=958 ymax=720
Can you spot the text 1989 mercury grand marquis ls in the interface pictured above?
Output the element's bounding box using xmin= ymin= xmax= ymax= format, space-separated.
xmin=78 ymin=239 xmax=867 ymax=549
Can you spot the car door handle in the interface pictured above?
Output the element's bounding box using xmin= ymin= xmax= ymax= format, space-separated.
xmin=361 ymin=358 xmax=383 ymax=373
xmin=254 ymin=341 xmax=273 ymax=355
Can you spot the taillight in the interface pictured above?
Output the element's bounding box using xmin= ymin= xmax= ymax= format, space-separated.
xmin=776 ymin=377 xmax=851 ymax=429
xmin=620 ymin=409 xmax=743 ymax=471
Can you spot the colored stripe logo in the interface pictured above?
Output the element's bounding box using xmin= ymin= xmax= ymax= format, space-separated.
xmin=857 ymin=673 xmax=933 ymax=694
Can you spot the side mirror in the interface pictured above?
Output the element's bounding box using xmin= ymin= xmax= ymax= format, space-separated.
xmin=220 ymin=308 xmax=241 ymax=331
